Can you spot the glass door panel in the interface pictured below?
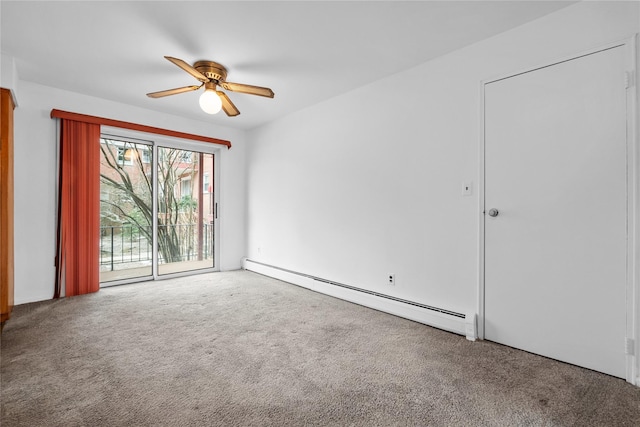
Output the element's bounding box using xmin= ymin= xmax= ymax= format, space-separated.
xmin=99 ymin=138 xmax=153 ymax=283
xmin=157 ymin=147 xmax=214 ymax=275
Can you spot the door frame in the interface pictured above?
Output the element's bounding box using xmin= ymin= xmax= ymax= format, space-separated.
xmin=477 ymin=35 xmax=639 ymax=385
xmin=99 ymin=126 xmax=222 ymax=286
xmin=151 ymin=136 xmax=221 ymax=281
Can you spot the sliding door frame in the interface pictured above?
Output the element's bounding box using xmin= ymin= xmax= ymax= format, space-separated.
xmin=152 ymin=135 xmax=220 ymax=281
xmin=100 ymin=126 xmax=221 ymax=286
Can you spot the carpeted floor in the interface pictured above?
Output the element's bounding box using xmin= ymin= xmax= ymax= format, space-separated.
xmin=1 ymin=270 xmax=639 ymax=426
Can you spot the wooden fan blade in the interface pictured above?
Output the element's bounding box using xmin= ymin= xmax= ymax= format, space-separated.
xmin=164 ymin=56 xmax=208 ymax=83
xmin=217 ymin=91 xmax=240 ymax=117
xmin=146 ymin=85 xmax=202 ymax=98
xmin=220 ymin=81 xmax=274 ymax=98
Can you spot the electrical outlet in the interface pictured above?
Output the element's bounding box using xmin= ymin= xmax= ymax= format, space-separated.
xmin=388 ymin=274 xmax=395 ymax=286
xmin=257 ymin=247 xmax=262 ymax=255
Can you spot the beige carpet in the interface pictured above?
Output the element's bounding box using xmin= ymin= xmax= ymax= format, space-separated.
xmin=1 ymin=270 xmax=639 ymax=426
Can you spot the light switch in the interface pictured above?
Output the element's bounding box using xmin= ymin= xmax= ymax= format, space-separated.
xmin=462 ymin=181 xmax=472 ymax=196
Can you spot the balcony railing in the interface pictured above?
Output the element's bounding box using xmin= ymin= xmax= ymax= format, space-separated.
xmin=100 ymin=223 xmax=214 ymax=271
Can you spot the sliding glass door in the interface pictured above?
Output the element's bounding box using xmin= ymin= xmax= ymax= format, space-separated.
xmin=157 ymin=147 xmax=215 ymax=275
xmin=99 ymin=132 xmax=219 ymax=285
xmin=99 ymin=138 xmax=153 ymax=282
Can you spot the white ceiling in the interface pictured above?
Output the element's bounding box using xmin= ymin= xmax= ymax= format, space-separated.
xmin=1 ymin=1 xmax=575 ymax=130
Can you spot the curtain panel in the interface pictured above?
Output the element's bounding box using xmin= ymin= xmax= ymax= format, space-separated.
xmin=51 ymin=109 xmax=231 ymax=297
xmin=55 ymin=119 xmax=101 ymax=298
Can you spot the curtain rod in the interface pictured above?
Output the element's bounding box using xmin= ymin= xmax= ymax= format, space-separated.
xmin=50 ymin=109 xmax=231 ymax=149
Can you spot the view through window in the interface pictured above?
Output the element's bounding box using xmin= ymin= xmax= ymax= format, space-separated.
xmin=157 ymin=147 xmax=215 ymax=276
xmin=99 ymin=138 xmax=216 ymax=283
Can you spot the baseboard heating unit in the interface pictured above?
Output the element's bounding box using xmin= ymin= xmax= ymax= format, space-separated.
xmin=243 ymin=259 xmax=477 ymax=341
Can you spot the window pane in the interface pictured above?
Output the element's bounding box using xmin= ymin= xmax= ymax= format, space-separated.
xmin=157 ymin=148 xmax=214 ymax=275
xmin=100 ymin=138 xmax=153 ymax=282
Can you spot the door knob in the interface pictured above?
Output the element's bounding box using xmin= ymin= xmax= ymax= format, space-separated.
xmin=488 ymin=208 xmax=499 ymax=217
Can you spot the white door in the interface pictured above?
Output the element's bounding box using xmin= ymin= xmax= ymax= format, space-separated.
xmin=484 ymin=46 xmax=628 ymax=378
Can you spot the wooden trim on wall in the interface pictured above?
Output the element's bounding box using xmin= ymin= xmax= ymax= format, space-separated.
xmin=50 ymin=109 xmax=232 ymax=149
xmin=1 ymin=88 xmax=15 ymax=326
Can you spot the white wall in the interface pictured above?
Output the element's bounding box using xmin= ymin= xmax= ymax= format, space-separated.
xmin=246 ymin=1 xmax=639 ymax=315
xmin=1 ymin=53 xmax=19 ymax=104
xmin=13 ymin=81 xmax=246 ymax=304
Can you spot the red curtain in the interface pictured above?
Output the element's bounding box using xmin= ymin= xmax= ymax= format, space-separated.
xmin=55 ymin=119 xmax=100 ymax=298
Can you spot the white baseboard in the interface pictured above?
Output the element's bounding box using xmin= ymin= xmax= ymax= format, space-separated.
xmin=243 ymin=259 xmax=474 ymax=339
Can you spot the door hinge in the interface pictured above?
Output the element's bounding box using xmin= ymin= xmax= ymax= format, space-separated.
xmin=625 ymin=338 xmax=635 ymax=356
xmin=625 ymin=71 xmax=635 ymax=89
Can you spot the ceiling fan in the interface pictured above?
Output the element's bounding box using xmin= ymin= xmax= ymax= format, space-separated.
xmin=147 ymin=56 xmax=275 ymax=117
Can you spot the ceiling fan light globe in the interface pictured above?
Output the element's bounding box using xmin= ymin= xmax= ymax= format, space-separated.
xmin=199 ymin=89 xmax=222 ymax=114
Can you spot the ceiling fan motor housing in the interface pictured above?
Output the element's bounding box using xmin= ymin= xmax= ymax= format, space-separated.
xmin=194 ymin=61 xmax=227 ymax=83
